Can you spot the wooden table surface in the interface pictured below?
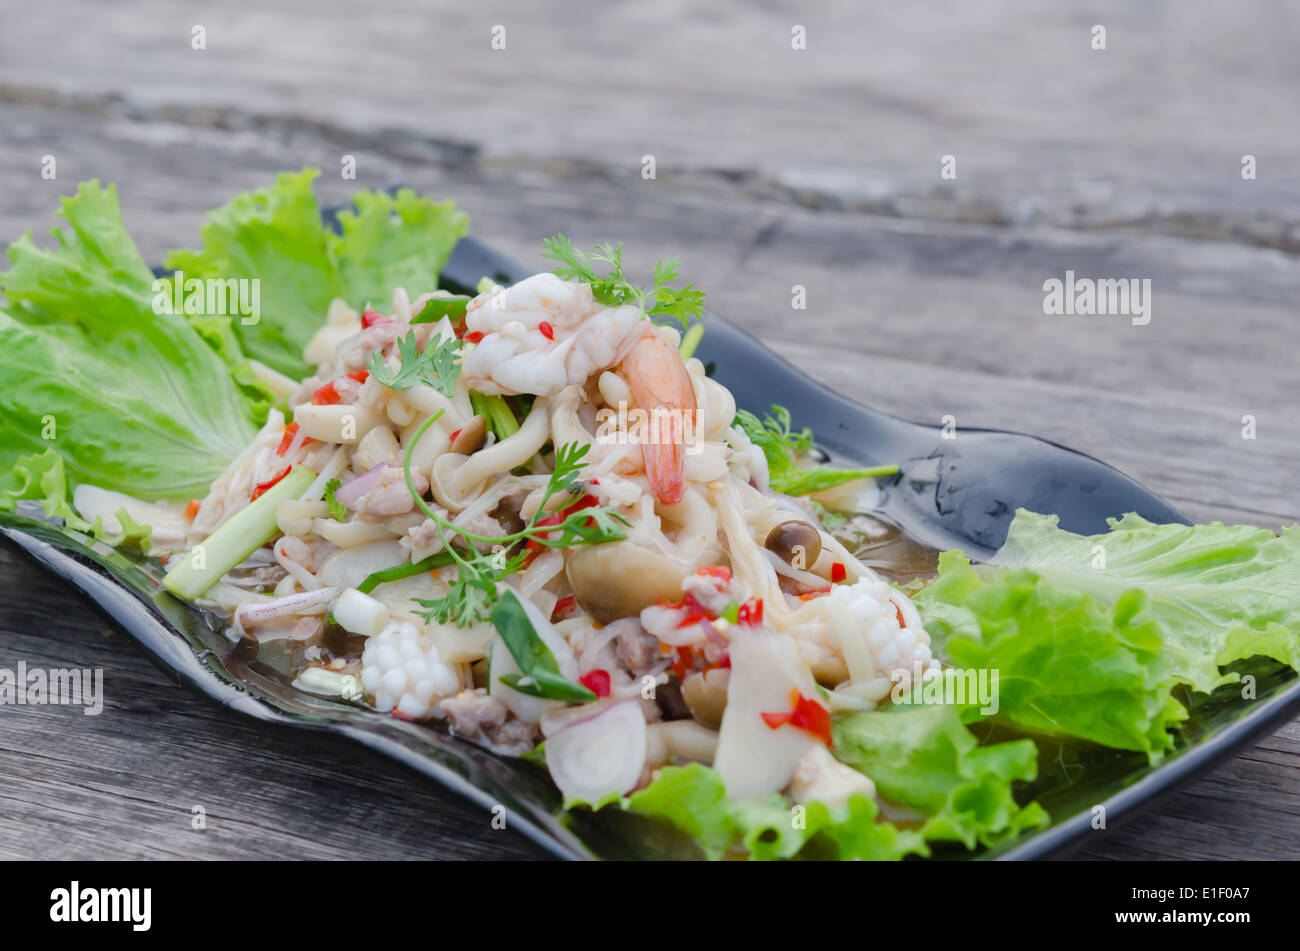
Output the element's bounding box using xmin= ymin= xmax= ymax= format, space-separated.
xmin=1 ymin=0 xmax=1297 ymax=860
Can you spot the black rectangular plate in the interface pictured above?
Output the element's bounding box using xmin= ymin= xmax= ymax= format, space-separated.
xmin=3 ymin=233 xmax=1297 ymax=861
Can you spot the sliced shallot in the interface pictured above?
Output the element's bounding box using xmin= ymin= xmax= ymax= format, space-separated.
xmin=546 ymin=700 xmax=647 ymax=802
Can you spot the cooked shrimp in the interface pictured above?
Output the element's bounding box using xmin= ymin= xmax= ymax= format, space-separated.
xmin=459 ymin=273 xmax=641 ymax=397
xmin=618 ymin=330 xmax=697 ymax=505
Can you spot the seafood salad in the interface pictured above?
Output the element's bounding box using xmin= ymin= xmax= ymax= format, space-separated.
xmin=8 ymin=172 xmax=1300 ymax=860
xmin=160 ymin=240 xmax=933 ymax=806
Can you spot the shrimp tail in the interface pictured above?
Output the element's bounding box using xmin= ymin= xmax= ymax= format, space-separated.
xmin=619 ymin=331 xmax=697 ymax=506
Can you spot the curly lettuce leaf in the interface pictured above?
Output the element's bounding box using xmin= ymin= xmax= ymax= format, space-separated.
xmin=918 ymin=550 xmax=1187 ymax=759
xmin=0 ymin=449 xmax=89 ymax=529
xmin=330 ymin=187 xmax=468 ymax=313
xmin=167 ymin=169 xmax=467 ymax=378
xmin=832 ymin=703 xmax=1048 ymax=850
xmin=994 ymin=511 xmax=1300 ymax=695
xmin=0 ymin=183 xmax=260 ymax=503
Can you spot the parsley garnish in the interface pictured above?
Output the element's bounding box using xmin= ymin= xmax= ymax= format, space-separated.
xmin=400 ymin=413 xmax=629 ymax=627
xmin=323 ymin=478 xmax=347 ymax=521
xmin=735 ymin=404 xmax=900 ymax=496
xmin=541 ymin=235 xmax=706 ymax=330
xmin=367 ymin=331 xmax=461 ymax=397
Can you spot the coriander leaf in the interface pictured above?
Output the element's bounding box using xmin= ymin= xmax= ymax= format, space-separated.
xmin=735 ymin=405 xmax=898 ymax=496
xmin=323 ymin=478 xmax=347 ymax=521
xmin=541 ymin=234 xmax=705 ymax=329
xmin=490 ymin=589 xmax=595 ymax=702
xmin=367 ymin=331 xmax=461 ymax=396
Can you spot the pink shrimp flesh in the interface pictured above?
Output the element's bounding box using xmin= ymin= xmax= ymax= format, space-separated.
xmin=619 ymin=333 xmax=697 ymax=505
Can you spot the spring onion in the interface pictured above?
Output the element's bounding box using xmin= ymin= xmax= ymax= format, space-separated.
xmin=162 ymin=465 xmax=316 ymax=600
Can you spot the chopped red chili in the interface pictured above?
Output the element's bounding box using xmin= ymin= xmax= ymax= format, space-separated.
xmin=579 ymin=669 xmax=611 ymax=698
xmin=311 ymin=381 xmax=341 ymax=405
xmin=696 ymin=565 xmax=732 ymax=583
xmin=551 ymin=595 xmax=577 ymax=621
xmin=464 ymin=331 xmax=486 ymax=344
xmin=275 ymin=422 xmax=300 ymax=456
xmin=761 ymin=688 xmax=833 ymax=746
xmin=347 ymin=369 xmax=369 ymax=383
xmin=736 ymin=597 xmax=764 ymax=627
xmin=539 ymin=321 xmax=555 ymax=340
xmin=251 ymin=467 xmax=290 ymax=501
xmin=831 ymin=562 xmax=847 ymax=583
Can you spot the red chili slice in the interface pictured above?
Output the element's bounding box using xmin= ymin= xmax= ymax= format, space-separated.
xmin=275 ymin=422 xmax=300 ymax=456
xmin=464 ymin=331 xmax=486 ymax=344
xmin=311 ymin=382 xmax=341 ymax=405
xmin=696 ymin=565 xmax=732 ymax=583
xmin=831 ymin=562 xmax=847 ymax=583
xmin=894 ymin=602 xmax=907 ymax=628
xmin=579 ymin=669 xmax=611 ymax=698
xmin=551 ymin=595 xmax=577 ymax=621
xmin=522 ymin=494 xmax=601 ymax=561
xmin=251 ymin=467 xmax=290 ymax=501
xmin=347 ymin=369 xmax=369 ymax=383
xmin=539 ymin=321 xmax=555 ymax=340
xmin=761 ymin=688 xmax=833 ymax=746
xmin=671 ymin=646 xmax=695 ymax=680
xmin=736 ymin=598 xmax=764 ymax=627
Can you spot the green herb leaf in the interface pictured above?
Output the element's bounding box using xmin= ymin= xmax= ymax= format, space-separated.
xmin=735 ymin=405 xmax=898 ymax=496
xmin=357 ymin=551 xmax=457 ymax=594
xmin=411 ymin=295 xmax=471 ymax=324
xmin=490 ymin=590 xmax=595 ymax=702
xmin=541 ymin=235 xmax=705 ymax=330
xmin=367 ymin=331 xmax=461 ymax=396
xmin=323 ymin=478 xmax=347 ymax=522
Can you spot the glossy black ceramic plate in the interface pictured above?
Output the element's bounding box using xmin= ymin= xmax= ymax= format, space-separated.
xmin=3 ymin=234 xmax=1298 ymax=861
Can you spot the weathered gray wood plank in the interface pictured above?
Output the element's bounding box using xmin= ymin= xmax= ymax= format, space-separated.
xmin=4 ymin=0 xmax=1300 ymax=249
xmin=0 ymin=547 xmax=548 ymax=860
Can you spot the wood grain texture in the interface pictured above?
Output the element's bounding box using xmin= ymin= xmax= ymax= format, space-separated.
xmin=0 ymin=0 xmax=1296 ymax=861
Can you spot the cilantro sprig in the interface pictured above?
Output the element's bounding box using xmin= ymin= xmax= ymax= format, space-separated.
xmin=400 ymin=413 xmax=629 ymax=627
xmin=367 ymin=331 xmax=461 ymax=397
xmin=323 ymin=478 xmax=347 ymax=521
xmin=735 ymin=404 xmax=900 ymax=496
xmin=541 ymin=235 xmax=706 ymax=330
